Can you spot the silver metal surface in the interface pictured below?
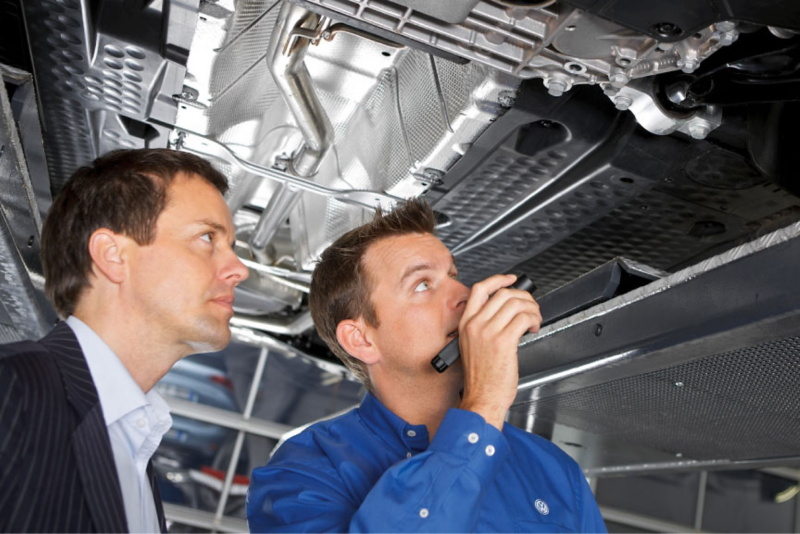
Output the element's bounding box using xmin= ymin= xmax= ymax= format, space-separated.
xmin=234 ymin=270 xmax=305 ymax=314
xmin=267 ymin=3 xmax=334 ymax=177
xmin=508 ymin=220 xmax=800 ymax=469
xmin=214 ymin=346 xmax=268 ymax=520
xmin=247 ymin=3 xmax=337 ymax=258
xmin=163 ymin=395 xmax=294 ymax=440
xmin=230 ymin=325 xmax=356 ymax=379
xmin=694 ymin=471 xmax=707 ymax=530
xmin=250 ymin=185 xmax=302 ymax=263
xmin=295 ymin=0 xmax=736 ymax=94
xmin=2 ymin=66 xmax=52 ymax=221
xmin=608 ymin=78 xmax=722 ymax=138
xmin=0 ymin=73 xmax=51 ymax=339
xmin=176 ymin=0 xmax=519 ymax=278
xmin=21 ymin=0 xmax=198 ymax=186
xmin=600 ymin=505 xmax=708 ymax=533
xmin=176 ymin=128 xmax=401 ymax=210
xmin=0 ymin=66 xmax=44 ymax=268
xmin=163 ymin=503 xmax=248 ymax=533
xmin=230 ymin=311 xmax=315 ymax=336
xmin=585 ymin=457 xmax=800 ymax=478
xmin=240 ymin=257 xmax=312 ymax=286
xmin=517 ymin=218 xmax=800 ymax=385
xmin=438 ymin=104 xmax=667 ymax=285
xmin=510 ymin=184 xmax=789 ymax=297
xmin=448 ymin=122 xmax=644 ymax=257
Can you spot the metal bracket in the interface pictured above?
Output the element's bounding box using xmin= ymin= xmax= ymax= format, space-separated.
xmin=174 ymin=128 xmax=402 ymax=211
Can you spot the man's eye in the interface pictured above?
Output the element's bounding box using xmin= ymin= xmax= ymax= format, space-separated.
xmin=414 ymin=280 xmax=430 ymax=293
xmin=200 ymin=232 xmax=213 ymax=243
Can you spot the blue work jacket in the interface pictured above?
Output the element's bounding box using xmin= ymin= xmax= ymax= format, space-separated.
xmin=247 ymin=393 xmax=606 ymax=532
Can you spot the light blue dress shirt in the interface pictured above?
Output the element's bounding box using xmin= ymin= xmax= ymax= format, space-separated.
xmin=67 ymin=316 xmax=172 ymax=533
xmin=247 ymin=392 xmax=606 ymax=532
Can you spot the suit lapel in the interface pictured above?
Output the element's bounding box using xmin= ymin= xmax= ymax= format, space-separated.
xmin=148 ymin=461 xmax=168 ymax=532
xmin=45 ymin=323 xmax=129 ymax=533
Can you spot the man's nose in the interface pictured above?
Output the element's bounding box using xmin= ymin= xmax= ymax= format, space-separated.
xmin=447 ymin=278 xmax=470 ymax=310
xmin=223 ymin=247 xmax=250 ymax=285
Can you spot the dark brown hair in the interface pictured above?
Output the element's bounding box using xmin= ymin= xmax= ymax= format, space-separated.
xmin=309 ymin=198 xmax=436 ymax=391
xmin=41 ymin=148 xmax=228 ymax=317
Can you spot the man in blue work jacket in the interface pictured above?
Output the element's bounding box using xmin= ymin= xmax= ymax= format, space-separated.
xmin=247 ymin=199 xmax=606 ymax=532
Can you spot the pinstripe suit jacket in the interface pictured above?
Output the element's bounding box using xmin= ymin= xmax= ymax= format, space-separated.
xmin=0 ymin=322 xmax=167 ymax=532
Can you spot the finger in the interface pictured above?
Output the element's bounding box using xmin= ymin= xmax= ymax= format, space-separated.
xmin=482 ymin=296 xmax=540 ymax=336
xmin=461 ymin=274 xmax=517 ymax=322
xmin=462 ymin=297 xmax=538 ymax=346
xmin=501 ymin=310 xmax=542 ymax=342
xmin=473 ymin=286 xmax=537 ymax=325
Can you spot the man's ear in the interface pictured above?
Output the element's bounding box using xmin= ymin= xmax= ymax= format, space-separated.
xmin=87 ymin=229 xmax=127 ymax=284
xmin=336 ymin=318 xmax=380 ymax=365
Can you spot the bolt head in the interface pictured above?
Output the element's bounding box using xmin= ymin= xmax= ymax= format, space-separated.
xmin=609 ymin=73 xmax=630 ymax=88
xmin=688 ymin=123 xmax=710 ymax=139
xmin=614 ymin=95 xmax=633 ymax=110
xmin=680 ymin=59 xmax=699 ymax=73
xmin=545 ymin=79 xmax=567 ymax=97
xmin=653 ymin=21 xmax=681 ymax=38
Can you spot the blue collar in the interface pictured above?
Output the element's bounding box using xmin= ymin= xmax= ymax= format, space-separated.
xmin=357 ymin=393 xmax=430 ymax=455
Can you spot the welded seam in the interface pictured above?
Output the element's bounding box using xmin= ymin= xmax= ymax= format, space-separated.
xmin=390 ymin=66 xmax=415 ymax=166
xmin=429 ymin=55 xmax=453 ymax=134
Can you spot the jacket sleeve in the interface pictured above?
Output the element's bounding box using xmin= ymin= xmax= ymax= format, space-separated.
xmin=0 ymin=362 xmax=26 ymax=532
xmin=247 ymin=408 xmax=509 ymax=533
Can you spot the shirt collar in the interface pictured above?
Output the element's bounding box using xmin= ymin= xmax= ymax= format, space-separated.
xmin=65 ymin=316 xmax=151 ymax=426
xmin=358 ymin=393 xmax=429 ymax=454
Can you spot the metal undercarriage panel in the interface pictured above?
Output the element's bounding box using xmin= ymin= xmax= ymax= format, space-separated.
xmin=510 ymin=221 xmax=800 ymax=472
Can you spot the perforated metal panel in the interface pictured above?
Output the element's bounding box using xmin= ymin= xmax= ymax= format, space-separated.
xmin=428 ymin=82 xmax=800 ymax=291
xmin=437 ymin=149 xmax=565 ymax=250
xmin=517 ymin=334 xmax=800 ymax=461
xmin=22 ymin=0 xmax=193 ymax=186
xmin=512 ymin=189 xmax=747 ymax=296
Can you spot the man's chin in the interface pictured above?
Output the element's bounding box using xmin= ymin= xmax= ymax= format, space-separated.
xmin=185 ymin=319 xmax=232 ymax=353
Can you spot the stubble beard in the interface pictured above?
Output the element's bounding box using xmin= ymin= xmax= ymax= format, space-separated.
xmin=183 ymin=312 xmax=231 ymax=353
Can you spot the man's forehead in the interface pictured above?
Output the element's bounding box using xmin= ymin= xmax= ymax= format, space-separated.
xmin=364 ymin=233 xmax=453 ymax=280
xmin=160 ymin=173 xmax=234 ymax=231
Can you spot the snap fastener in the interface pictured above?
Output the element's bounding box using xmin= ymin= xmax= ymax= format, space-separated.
xmin=407 ymin=430 xmax=417 ymax=437
xmin=468 ymin=432 xmax=479 ymax=444
xmin=419 ymin=508 xmax=429 ymax=518
xmin=485 ymin=444 xmax=496 ymax=456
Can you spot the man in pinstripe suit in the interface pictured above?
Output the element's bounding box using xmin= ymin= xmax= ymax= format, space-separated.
xmin=0 ymin=149 xmax=249 ymax=532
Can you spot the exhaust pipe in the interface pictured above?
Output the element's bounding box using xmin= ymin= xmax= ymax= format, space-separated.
xmin=250 ymin=2 xmax=334 ymax=260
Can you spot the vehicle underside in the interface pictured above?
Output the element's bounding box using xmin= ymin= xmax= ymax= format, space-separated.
xmin=2 ymin=0 xmax=800 ymax=529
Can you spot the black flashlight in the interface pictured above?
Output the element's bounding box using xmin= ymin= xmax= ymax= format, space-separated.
xmin=431 ymin=274 xmax=537 ymax=373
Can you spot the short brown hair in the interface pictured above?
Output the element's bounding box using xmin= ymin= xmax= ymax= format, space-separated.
xmin=309 ymin=198 xmax=436 ymax=391
xmin=41 ymin=148 xmax=228 ymax=317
